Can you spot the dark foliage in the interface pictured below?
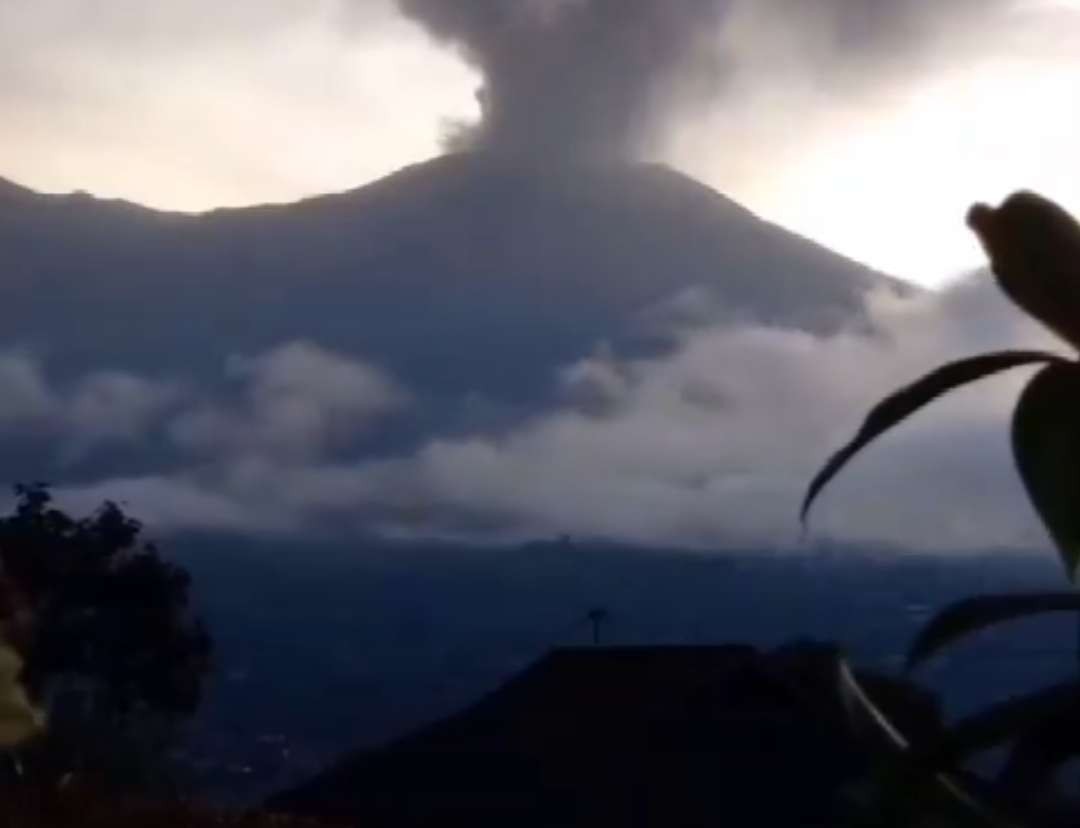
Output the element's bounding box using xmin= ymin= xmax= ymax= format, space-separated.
xmin=0 ymin=483 xmax=211 ymax=720
xmin=804 ymin=191 xmax=1080 ymax=825
xmin=0 ymin=484 xmax=211 ymax=789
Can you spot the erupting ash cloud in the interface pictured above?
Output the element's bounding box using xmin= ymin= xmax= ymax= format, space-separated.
xmin=397 ymin=0 xmax=732 ymax=160
xmin=397 ymin=0 xmax=1014 ymax=161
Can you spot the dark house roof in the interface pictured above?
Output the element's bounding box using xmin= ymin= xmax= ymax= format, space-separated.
xmin=271 ymin=644 xmax=939 ymax=827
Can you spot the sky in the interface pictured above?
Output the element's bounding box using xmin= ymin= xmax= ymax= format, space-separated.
xmin=3 ymin=0 xmax=1080 ymax=287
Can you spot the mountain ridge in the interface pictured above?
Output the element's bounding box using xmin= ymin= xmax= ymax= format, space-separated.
xmin=0 ymin=155 xmax=897 ymax=285
xmin=0 ymin=152 xmax=906 ymax=485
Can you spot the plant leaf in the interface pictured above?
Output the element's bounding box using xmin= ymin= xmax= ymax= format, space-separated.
xmin=801 ymin=351 xmax=1066 ymax=525
xmin=968 ymin=192 xmax=1080 ymax=352
xmin=837 ymin=657 xmax=910 ymax=753
xmin=836 ymin=659 xmax=1012 ymax=827
xmin=909 ymin=680 xmax=1080 ymax=771
xmin=908 ymin=592 xmax=1080 ymax=669
xmin=1012 ymin=362 xmax=1080 ymax=579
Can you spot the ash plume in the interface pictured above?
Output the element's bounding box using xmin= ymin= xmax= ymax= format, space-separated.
xmin=398 ymin=0 xmax=1013 ymax=161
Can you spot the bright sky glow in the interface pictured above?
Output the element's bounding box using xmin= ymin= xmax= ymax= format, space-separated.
xmin=0 ymin=4 xmax=480 ymax=209
xmin=723 ymin=58 xmax=1080 ymax=286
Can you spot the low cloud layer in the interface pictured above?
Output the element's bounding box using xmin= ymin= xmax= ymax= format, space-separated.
xmin=170 ymin=342 xmax=407 ymax=462
xmin=273 ymin=278 xmax=1053 ymax=551
xmin=0 ymin=352 xmax=183 ymax=458
xmin=23 ymin=274 xmax=1064 ymax=556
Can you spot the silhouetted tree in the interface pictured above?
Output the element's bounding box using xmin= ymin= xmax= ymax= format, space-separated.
xmin=0 ymin=483 xmax=211 ymax=788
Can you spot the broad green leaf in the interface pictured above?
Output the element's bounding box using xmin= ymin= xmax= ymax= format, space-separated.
xmin=908 ymin=680 xmax=1080 ymax=772
xmin=908 ymin=592 xmax=1080 ymax=669
xmin=1012 ymin=362 xmax=1080 ymax=579
xmin=801 ymin=351 xmax=1066 ymax=525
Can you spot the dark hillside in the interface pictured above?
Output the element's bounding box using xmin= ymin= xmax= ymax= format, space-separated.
xmin=272 ymin=644 xmax=940 ymax=827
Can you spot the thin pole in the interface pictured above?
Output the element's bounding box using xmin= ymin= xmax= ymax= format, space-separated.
xmin=1075 ymin=613 xmax=1080 ymax=673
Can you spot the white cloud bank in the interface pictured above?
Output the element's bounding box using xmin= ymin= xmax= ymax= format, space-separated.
xmin=170 ymin=341 xmax=407 ymax=462
xmin=12 ymin=275 xmax=1064 ymax=555
xmin=0 ymin=351 xmax=183 ymax=456
xmin=264 ymin=279 xmax=1057 ymax=551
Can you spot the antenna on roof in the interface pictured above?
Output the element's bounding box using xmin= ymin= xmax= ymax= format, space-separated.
xmin=586 ymin=607 xmax=610 ymax=646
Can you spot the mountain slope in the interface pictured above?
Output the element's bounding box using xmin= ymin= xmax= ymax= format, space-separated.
xmin=0 ymin=154 xmax=896 ymax=402
xmin=269 ymin=644 xmax=941 ymax=827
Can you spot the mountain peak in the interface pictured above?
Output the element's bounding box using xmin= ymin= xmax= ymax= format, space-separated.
xmin=0 ymin=153 xmax=902 ymax=408
xmin=0 ymin=175 xmax=35 ymax=201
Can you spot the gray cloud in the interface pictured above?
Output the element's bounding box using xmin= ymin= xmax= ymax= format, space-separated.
xmin=48 ymin=273 xmax=1069 ymax=556
xmin=397 ymin=0 xmax=731 ymax=159
xmin=64 ymin=372 xmax=185 ymax=451
xmin=0 ymin=353 xmax=56 ymax=429
xmin=170 ymin=341 xmax=407 ymax=462
xmin=305 ymin=276 xmax=1055 ymax=550
xmin=723 ymin=0 xmax=1006 ymax=73
xmin=398 ymin=0 xmax=1022 ymax=161
xmin=0 ymin=340 xmax=404 ymax=476
xmin=558 ymin=343 xmax=632 ymax=417
xmin=57 ymin=474 xmax=280 ymax=535
xmin=0 ymin=352 xmax=182 ymax=459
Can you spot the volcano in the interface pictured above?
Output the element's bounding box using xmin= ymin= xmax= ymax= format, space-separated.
xmin=0 ymin=154 xmax=897 ymax=406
